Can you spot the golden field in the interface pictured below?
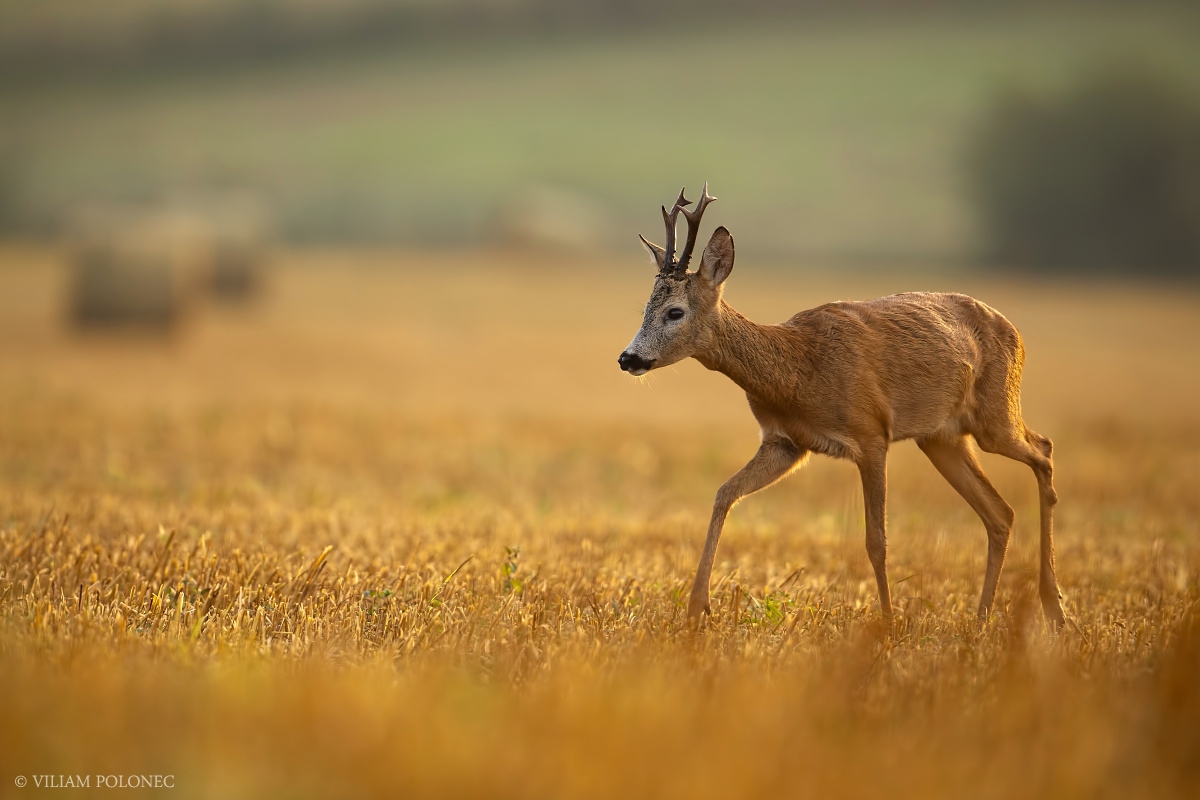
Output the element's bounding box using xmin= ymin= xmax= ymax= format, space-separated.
xmin=1 ymin=245 xmax=1198 ymax=799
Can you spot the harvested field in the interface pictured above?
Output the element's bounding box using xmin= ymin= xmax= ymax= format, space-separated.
xmin=1 ymin=246 xmax=1198 ymax=799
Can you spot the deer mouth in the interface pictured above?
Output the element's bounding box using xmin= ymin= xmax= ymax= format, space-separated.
xmin=617 ymin=352 xmax=656 ymax=376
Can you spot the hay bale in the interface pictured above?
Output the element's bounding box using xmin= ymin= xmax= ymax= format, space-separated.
xmin=489 ymin=186 xmax=612 ymax=253
xmin=68 ymin=208 xmax=213 ymax=331
xmin=205 ymin=196 xmax=272 ymax=300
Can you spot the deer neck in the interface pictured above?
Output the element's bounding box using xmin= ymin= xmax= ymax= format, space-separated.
xmin=694 ymin=301 xmax=791 ymax=402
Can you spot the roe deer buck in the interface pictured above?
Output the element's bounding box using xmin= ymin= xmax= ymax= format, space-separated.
xmin=617 ymin=184 xmax=1065 ymax=627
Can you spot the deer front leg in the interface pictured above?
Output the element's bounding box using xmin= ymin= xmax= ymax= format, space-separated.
xmin=857 ymin=445 xmax=893 ymax=619
xmin=688 ymin=437 xmax=806 ymax=621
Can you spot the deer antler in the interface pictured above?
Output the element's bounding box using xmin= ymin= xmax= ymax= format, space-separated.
xmin=676 ymin=181 xmax=717 ymax=270
xmin=641 ymin=185 xmax=716 ymax=276
xmin=660 ymin=187 xmax=690 ymax=272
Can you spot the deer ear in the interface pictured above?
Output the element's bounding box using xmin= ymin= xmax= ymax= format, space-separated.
xmin=699 ymin=226 xmax=735 ymax=286
xmin=638 ymin=234 xmax=667 ymax=270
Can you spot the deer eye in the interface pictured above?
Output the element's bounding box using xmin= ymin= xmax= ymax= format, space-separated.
xmin=666 ymin=308 xmax=685 ymax=321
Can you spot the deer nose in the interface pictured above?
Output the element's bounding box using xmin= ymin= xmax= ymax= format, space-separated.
xmin=618 ymin=351 xmax=654 ymax=373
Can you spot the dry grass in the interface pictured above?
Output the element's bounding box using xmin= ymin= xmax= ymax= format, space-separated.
xmin=1 ymin=245 xmax=1198 ymax=799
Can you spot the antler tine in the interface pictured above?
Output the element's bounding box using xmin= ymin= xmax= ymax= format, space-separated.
xmin=677 ymin=181 xmax=717 ymax=269
xmin=660 ymin=187 xmax=691 ymax=270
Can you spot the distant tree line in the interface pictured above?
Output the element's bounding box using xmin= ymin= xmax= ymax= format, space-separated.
xmin=0 ymin=0 xmax=820 ymax=80
xmin=0 ymin=0 xmax=1116 ymax=83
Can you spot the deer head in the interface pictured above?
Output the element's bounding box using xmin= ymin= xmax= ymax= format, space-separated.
xmin=618 ymin=183 xmax=735 ymax=376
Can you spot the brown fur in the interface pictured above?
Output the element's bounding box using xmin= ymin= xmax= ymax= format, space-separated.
xmin=621 ymin=226 xmax=1065 ymax=627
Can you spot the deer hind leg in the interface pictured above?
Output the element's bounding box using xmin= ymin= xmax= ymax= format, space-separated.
xmin=918 ymin=435 xmax=1015 ymax=621
xmin=857 ymin=445 xmax=892 ymax=619
xmin=975 ymin=425 xmax=1066 ymax=628
xmin=688 ymin=437 xmax=807 ymax=621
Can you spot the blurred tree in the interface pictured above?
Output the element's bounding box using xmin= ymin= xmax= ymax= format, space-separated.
xmin=968 ymin=65 xmax=1200 ymax=276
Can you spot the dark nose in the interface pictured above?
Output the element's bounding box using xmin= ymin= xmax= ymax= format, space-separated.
xmin=618 ymin=351 xmax=653 ymax=372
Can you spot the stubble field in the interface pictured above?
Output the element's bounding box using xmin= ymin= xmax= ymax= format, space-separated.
xmin=1 ymin=246 xmax=1198 ymax=799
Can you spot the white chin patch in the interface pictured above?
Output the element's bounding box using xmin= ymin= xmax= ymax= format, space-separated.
xmin=628 ymin=367 xmax=651 ymax=377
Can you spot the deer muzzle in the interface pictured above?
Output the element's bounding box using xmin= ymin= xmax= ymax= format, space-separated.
xmin=617 ymin=351 xmax=656 ymax=376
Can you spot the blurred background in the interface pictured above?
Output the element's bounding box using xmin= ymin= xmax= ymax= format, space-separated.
xmin=1 ymin=0 xmax=1198 ymax=267
xmin=0 ymin=0 xmax=1198 ymax=415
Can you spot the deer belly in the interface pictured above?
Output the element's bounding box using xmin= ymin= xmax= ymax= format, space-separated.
xmin=887 ymin=360 xmax=975 ymax=441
